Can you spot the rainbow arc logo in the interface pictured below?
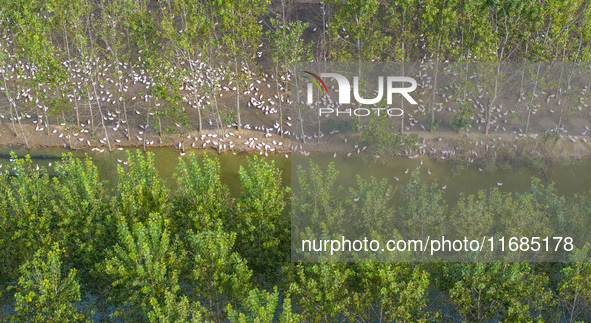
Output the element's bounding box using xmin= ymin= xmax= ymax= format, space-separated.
xmin=303 ymin=71 xmax=329 ymax=96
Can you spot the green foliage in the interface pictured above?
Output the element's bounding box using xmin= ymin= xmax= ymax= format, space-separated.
xmin=451 ymin=190 xmax=501 ymax=242
xmin=348 ymin=175 xmax=395 ymax=237
xmin=12 ymin=243 xmax=93 ymax=322
xmin=360 ymin=116 xmax=401 ymax=155
xmin=51 ymin=154 xmax=114 ymax=291
xmin=105 ymin=212 xmax=181 ymax=321
xmin=398 ymin=169 xmax=447 ymax=241
xmin=449 ymin=104 xmax=475 ymax=132
xmin=326 ymin=0 xmax=391 ymax=62
xmin=173 ymin=152 xmax=231 ymax=232
xmin=321 ymin=119 xmax=358 ymax=137
xmin=267 ymin=16 xmax=311 ymax=71
xmin=288 ymin=263 xmax=352 ymax=322
xmin=558 ymin=248 xmax=591 ymax=322
xmin=0 ymin=153 xmax=53 ymax=302
xmin=293 ymin=161 xmax=346 ymax=237
xmin=187 ymin=226 xmax=252 ymax=321
xmin=117 ymin=150 xmax=170 ymax=223
xmin=441 ymin=263 xmax=554 ymax=322
xmin=3 ymin=0 xmax=591 ymax=320
xmin=227 ymin=287 xmax=300 ymax=323
xmin=427 ymin=118 xmax=442 ymax=132
xmin=351 ymin=263 xmax=432 ymax=322
xmin=147 ymin=290 xmax=204 ymax=323
xmin=236 ymin=155 xmax=290 ymax=282
xmin=2 ymin=152 xmax=591 ymax=321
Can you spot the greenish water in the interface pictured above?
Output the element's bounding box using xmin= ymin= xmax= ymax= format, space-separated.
xmin=292 ymin=154 xmax=591 ymax=204
xmin=0 ymin=147 xmax=291 ymax=197
xmin=1 ymin=147 xmax=591 ymax=203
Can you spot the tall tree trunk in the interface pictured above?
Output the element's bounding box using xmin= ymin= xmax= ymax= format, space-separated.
xmin=2 ymin=73 xmax=17 ymax=135
xmin=91 ymin=73 xmax=112 ymax=151
xmin=98 ymin=285 xmax=107 ymax=323
xmin=2 ymin=73 xmax=27 ymax=148
xmin=525 ymin=63 xmax=541 ymax=134
xmin=189 ymin=61 xmax=203 ymax=133
xmin=235 ymin=62 xmax=242 ymax=132
xmin=431 ymin=38 xmax=441 ymax=132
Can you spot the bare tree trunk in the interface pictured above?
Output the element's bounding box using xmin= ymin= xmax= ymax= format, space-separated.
xmin=299 ymin=107 xmax=305 ymax=144
xmin=38 ymin=84 xmax=51 ymax=136
xmin=2 ymin=73 xmax=17 ymax=135
xmin=557 ymin=108 xmax=564 ymax=131
xmin=212 ymin=83 xmax=223 ymax=137
xmin=556 ymin=47 xmax=567 ymax=105
xmin=63 ymin=29 xmax=82 ymax=130
xmin=294 ymin=70 xmax=305 ymax=143
xmin=91 ymin=74 xmax=112 ymax=151
xmin=317 ymin=112 xmax=321 ymax=144
xmin=88 ymin=71 xmax=95 ymax=131
xmin=2 ymin=73 xmax=27 ymax=148
xmin=275 ymin=63 xmax=283 ymax=137
xmin=519 ymin=43 xmax=529 ymax=95
xmin=431 ymin=38 xmax=441 ymax=132
xmin=235 ymin=61 xmax=242 ymax=132
xmin=485 ymin=59 xmax=503 ymax=136
xmin=98 ymin=285 xmax=107 ymax=323
xmin=400 ymin=61 xmax=406 ymax=133
xmin=15 ymin=111 xmax=29 ymax=149
xmin=188 ymin=61 xmax=203 ymax=133
xmin=525 ymin=63 xmax=541 ymax=134
xmin=113 ymin=51 xmax=130 ymax=142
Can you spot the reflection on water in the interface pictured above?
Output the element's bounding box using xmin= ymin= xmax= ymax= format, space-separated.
xmin=0 ymin=147 xmax=291 ymax=197
xmin=293 ymin=154 xmax=591 ymax=204
xmin=1 ymin=147 xmax=591 ymax=203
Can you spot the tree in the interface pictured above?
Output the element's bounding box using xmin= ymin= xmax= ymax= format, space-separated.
xmin=148 ymin=289 xmax=205 ymax=323
xmin=287 ymin=263 xmax=352 ymax=322
xmin=12 ymin=243 xmax=93 ymax=322
xmin=351 ymin=263 xmax=431 ymax=322
xmin=236 ymin=155 xmax=290 ymax=283
xmin=212 ymin=0 xmax=269 ymax=131
xmin=0 ymin=153 xmax=53 ymax=306
xmin=326 ymin=0 xmax=391 ymax=63
xmin=105 ymin=212 xmax=182 ymax=321
xmin=558 ymin=246 xmax=591 ymax=323
xmin=172 ymin=152 xmax=232 ymax=233
xmin=398 ymin=169 xmax=447 ymax=249
xmin=383 ymin=0 xmax=420 ymax=132
xmin=51 ymin=153 xmax=114 ymax=322
xmin=226 ymin=287 xmax=300 ymax=323
xmin=116 ymin=150 xmax=170 ymax=223
xmin=186 ymin=226 xmax=252 ymax=322
xmin=480 ymin=0 xmax=541 ymax=135
xmin=292 ymin=161 xmax=346 ymax=247
xmin=9 ymin=0 xmax=66 ymax=137
xmin=347 ymin=175 xmax=395 ymax=239
xmin=360 ymin=114 xmax=409 ymax=156
xmin=159 ymin=0 xmax=211 ymax=134
xmin=267 ymin=8 xmax=310 ymax=137
xmin=0 ymin=158 xmax=9 ymax=319
xmin=421 ymin=0 xmax=459 ymax=131
xmin=440 ymin=262 xmax=554 ymax=322
xmin=98 ymin=0 xmax=133 ymax=141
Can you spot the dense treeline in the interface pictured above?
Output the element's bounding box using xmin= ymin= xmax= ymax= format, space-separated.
xmin=1 ymin=152 xmax=591 ymax=321
xmin=2 ymin=0 xmax=591 ymax=148
xmin=292 ymin=161 xmax=591 ymax=263
xmin=2 ymin=0 xmax=591 ymax=322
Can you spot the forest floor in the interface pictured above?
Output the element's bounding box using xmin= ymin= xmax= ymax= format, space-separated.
xmin=1 ymin=63 xmax=591 ymax=167
xmin=0 ymin=112 xmax=588 ymax=168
